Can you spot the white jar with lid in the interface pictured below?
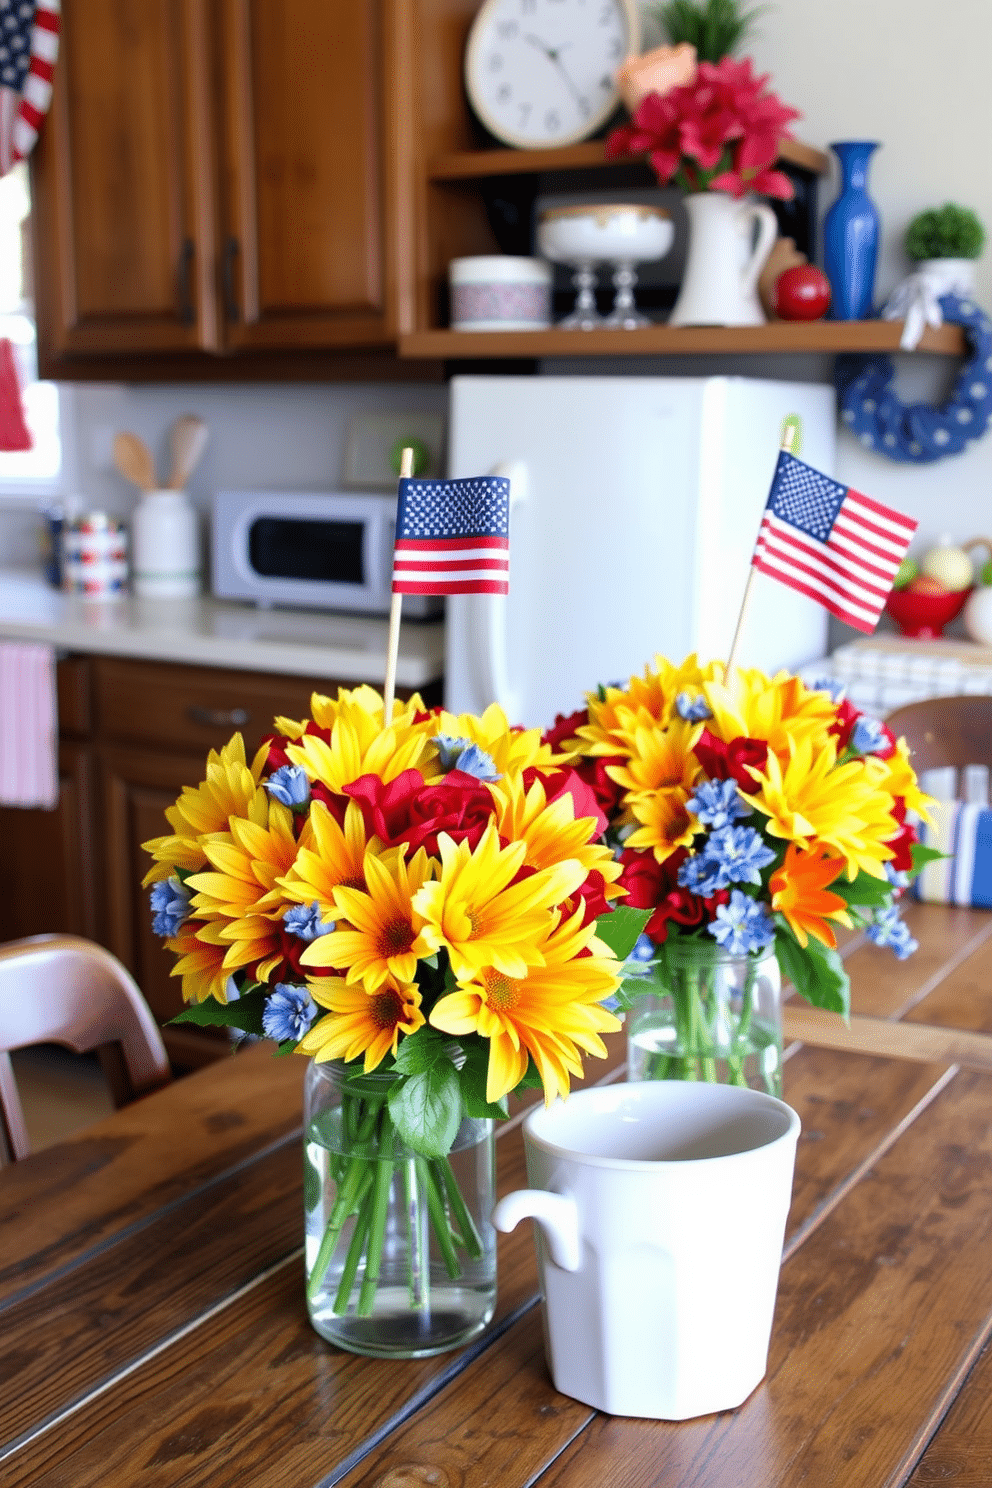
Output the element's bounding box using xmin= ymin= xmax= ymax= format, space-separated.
xmin=131 ymin=489 xmax=201 ymax=598
xmin=449 ymin=256 xmax=552 ymax=331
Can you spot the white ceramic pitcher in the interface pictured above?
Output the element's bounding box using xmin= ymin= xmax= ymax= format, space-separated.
xmin=669 ymin=192 xmax=779 ymax=327
xmin=493 ymin=1081 xmax=800 ymax=1420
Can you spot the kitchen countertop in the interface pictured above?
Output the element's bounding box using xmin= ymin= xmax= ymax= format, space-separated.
xmin=0 ymin=569 xmax=445 ymax=687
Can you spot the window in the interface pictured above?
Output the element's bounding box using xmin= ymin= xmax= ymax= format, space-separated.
xmin=0 ymin=161 xmax=63 ymax=492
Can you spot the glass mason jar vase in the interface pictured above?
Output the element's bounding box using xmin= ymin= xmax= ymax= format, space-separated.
xmin=303 ymin=1058 xmax=497 ymax=1358
xmin=626 ymin=939 xmax=783 ymax=1097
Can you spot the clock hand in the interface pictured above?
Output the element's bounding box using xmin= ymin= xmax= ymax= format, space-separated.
xmin=524 ymin=34 xmax=588 ymax=110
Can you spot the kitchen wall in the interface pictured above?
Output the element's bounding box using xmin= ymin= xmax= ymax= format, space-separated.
xmin=2 ymin=0 xmax=988 ymax=584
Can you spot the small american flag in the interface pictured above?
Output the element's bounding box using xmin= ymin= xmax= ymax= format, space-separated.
xmin=751 ymin=451 xmax=917 ymax=634
xmin=391 ymin=475 xmax=510 ymax=595
xmin=0 ymin=0 xmax=59 ymax=178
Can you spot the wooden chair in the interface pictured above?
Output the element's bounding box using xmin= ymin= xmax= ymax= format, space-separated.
xmin=0 ymin=934 xmax=171 ymax=1163
xmin=885 ymin=695 xmax=992 ymax=800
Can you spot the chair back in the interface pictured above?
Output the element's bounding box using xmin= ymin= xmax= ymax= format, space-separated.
xmin=0 ymin=934 xmax=170 ymax=1163
xmin=885 ymin=695 xmax=992 ymax=801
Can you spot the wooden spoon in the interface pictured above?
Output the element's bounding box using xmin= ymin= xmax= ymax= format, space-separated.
xmin=167 ymin=414 xmax=209 ymax=490
xmin=112 ymin=431 xmax=156 ymax=492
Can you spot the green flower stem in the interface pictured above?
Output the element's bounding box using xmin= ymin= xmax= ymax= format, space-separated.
xmin=357 ymin=1117 xmax=396 ymax=1316
xmin=404 ymin=1157 xmax=429 ymax=1311
xmin=306 ymin=1158 xmax=373 ymax=1303
xmin=417 ymin=1157 xmax=461 ymax=1280
xmin=332 ymin=1191 xmax=373 ymax=1315
xmin=436 ymin=1156 xmax=484 ymax=1260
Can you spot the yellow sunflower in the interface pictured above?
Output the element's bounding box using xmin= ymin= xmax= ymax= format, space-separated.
xmin=183 ymin=798 xmax=300 ymax=981
xmin=299 ymin=978 xmax=425 ymax=1071
xmin=286 ymin=690 xmax=433 ymax=795
xmin=273 ymin=684 xmax=429 ymax=742
xmin=578 ymin=654 xmax=721 ymax=757
xmin=279 ymin=798 xmax=375 ymax=918
xmin=301 ymin=847 xmax=435 ymax=992
xmin=873 ymin=737 xmax=935 ymax=821
xmin=165 ymin=920 xmax=232 ymax=1005
xmin=742 ymin=734 xmax=898 ymax=880
xmin=489 ymin=773 xmax=623 ymax=899
xmin=427 ymin=701 xmax=558 ymax=779
xmin=412 ymin=820 xmax=586 ymax=981
xmin=622 ymin=788 xmax=704 ymax=864
xmin=703 ymin=669 xmax=837 ymax=763
xmin=429 ymin=906 xmax=622 ymax=1104
xmin=142 ymin=733 xmax=268 ymax=884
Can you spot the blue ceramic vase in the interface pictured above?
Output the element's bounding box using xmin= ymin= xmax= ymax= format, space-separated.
xmin=824 ymin=141 xmax=880 ymax=320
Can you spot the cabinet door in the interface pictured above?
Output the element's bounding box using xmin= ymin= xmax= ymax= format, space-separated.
xmin=216 ymin=0 xmax=398 ymax=350
xmin=29 ymin=0 xmax=218 ymax=360
xmin=0 ymin=742 xmax=98 ymax=944
xmin=98 ymin=745 xmax=228 ymax=1068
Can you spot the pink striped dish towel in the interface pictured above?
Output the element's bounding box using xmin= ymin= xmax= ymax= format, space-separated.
xmin=0 ymin=642 xmax=58 ymax=809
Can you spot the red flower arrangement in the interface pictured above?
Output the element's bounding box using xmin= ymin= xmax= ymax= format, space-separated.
xmin=604 ymin=56 xmax=800 ymax=200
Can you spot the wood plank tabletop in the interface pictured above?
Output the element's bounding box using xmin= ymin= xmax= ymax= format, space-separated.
xmin=2 ymin=902 xmax=992 ymax=1488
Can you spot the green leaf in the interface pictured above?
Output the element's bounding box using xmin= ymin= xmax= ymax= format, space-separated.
xmin=775 ymin=923 xmax=850 ymax=1018
xmin=170 ymin=989 xmax=267 ymax=1037
xmin=303 ymin=1147 xmax=322 ymax=1213
xmin=391 ymin=1026 xmax=452 ymax=1076
xmin=594 ymin=905 xmax=652 ymax=962
xmin=387 ymin=1061 xmax=462 ymax=1159
xmin=909 ymin=842 xmax=946 ymax=876
xmin=457 ymin=1040 xmax=509 ymax=1120
xmin=514 ymin=1058 xmax=545 ymax=1092
xmin=831 ymin=871 xmax=894 ymax=909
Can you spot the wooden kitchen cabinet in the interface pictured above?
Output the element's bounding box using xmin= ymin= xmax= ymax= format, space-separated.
xmin=29 ymin=0 xmax=413 ymax=375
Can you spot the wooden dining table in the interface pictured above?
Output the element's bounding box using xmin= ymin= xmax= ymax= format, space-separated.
xmin=3 ymin=899 xmax=992 ymax=1488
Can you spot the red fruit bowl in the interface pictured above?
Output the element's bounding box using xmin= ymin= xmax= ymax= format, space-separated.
xmin=884 ymin=585 xmax=972 ymax=638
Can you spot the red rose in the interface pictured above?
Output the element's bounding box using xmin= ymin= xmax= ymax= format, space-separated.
xmin=542 ymin=708 xmax=589 ymax=751
xmin=694 ymin=730 xmax=768 ymax=789
xmin=567 ymin=870 xmax=614 ymax=927
xmin=344 ymin=769 xmax=498 ymax=859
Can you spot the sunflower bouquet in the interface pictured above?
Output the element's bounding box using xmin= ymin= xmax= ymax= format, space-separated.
xmin=142 ymin=684 xmax=643 ymax=1351
xmin=544 ymin=655 xmax=937 ymax=1094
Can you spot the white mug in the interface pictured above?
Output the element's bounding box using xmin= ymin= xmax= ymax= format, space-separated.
xmin=493 ymin=1081 xmax=800 ymax=1420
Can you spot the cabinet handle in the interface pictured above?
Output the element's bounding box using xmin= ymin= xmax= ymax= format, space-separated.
xmin=222 ymin=237 xmax=240 ymax=322
xmin=178 ymin=238 xmax=196 ymax=326
xmin=186 ymin=704 xmax=251 ymax=729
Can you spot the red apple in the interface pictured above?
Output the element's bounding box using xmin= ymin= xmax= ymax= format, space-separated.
xmin=773 ymin=264 xmax=831 ymax=321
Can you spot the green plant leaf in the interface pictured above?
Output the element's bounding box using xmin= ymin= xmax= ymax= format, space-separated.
xmin=387 ymin=1061 xmax=462 ymax=1159
xmin=775 ymin=923 xmax=850 ymax=1017
xmin=170 ymin=989 xmax=267 ymax=1036
xmin=594 ymin=905 xmax=652 ymax=961
xmin=458 ymin=1041 xmax=509 ymax=1120
xmin=909 ymin=842 xmax=946 ymax=875
xmin=391 ymin=1026 xmax=452 ymax=1075
xmin=831 ymin=871 xmax=895 ymax=909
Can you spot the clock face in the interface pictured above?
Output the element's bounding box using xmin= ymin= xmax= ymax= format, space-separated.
xmin=465 ymin=0 xmax=640 ymax=150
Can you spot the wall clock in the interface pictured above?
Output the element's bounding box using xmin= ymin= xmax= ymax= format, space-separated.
xmin=464 ymin=0 xmax=641 ymax=151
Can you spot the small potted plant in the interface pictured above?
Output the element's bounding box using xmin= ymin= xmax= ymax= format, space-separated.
xmin=904 ymin=202 xmax=985 ymax=298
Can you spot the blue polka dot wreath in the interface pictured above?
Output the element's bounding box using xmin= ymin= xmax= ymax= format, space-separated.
xmin=835 ymin=293 xmax=992 ymax=463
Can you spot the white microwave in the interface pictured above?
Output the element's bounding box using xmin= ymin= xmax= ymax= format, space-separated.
xmin=211 ymin=490 xmax=441 ymax=617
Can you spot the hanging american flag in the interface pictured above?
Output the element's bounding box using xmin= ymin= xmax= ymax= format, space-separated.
xmin=392 ymin=474 xmax=511 ymax=595
xmin=0 ymin=0 xmax=59 ymax=178
xmin=751 ymin=450 xmax=917 ymax=634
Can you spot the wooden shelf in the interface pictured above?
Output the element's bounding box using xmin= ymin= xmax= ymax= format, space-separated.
xmin=427 ymin=136 xmax=830 ymax=182
xmin=399 ymin=319 xmax=967 ymax=361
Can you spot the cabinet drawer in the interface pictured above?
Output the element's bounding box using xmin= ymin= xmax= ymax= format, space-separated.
xmin=56 ymin=656 xmax=92 ymax=738
xmin=93 ymin=657 xmax=353 ymax=755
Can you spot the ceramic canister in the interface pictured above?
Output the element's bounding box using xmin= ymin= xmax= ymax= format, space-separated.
xmin=63 ymin=512 xmax=128 ymax=597
xmin=449 ymin=256 xmax=552 ymax=331
xmin=131 ymin=489 xmax=202 ymax=599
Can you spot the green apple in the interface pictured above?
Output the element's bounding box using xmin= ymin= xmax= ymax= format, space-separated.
xmin=893 ymin=558 xmax=918 ymax=590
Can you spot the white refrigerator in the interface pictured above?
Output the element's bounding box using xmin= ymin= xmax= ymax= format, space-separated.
xmin=444 ymin=374 xmax=836 ymax=727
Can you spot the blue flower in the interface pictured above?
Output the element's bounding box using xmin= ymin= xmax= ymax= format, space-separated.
xmin=433 ymin=733 xmax=501 ymax=781
xmin=676 ymin=691 xmax=712 ymax=721
xmin=150 ymin=876 xmax=192 ymax=938
xmin=849 ymin=715 xmax=889 ymax=755
xmin=809 ymin=676 xmax=846 ymax=702
xmin=630 ymin=932 xmax=656 ymax=963
xmin=262 ymin=983 xmax=318 ymax=1042
xmin=283 ymin=902 xmax=334 ymax=942
xmin=686 ymin=777 xmax=751 ymax=829
xmin=706 ymin=825 xmax=777 ymax=887
xmin=867 ymin=905 xmax=918 ymax=960
xmin=265 ymin=765 xmax=310 ymax=809
xmin=708 ymin=890 xmax=775 ymax=956
xmin=677 ymin=853 xmax=726 ymax=898
xmin=884 ymin=862 xmax=910 ymax=890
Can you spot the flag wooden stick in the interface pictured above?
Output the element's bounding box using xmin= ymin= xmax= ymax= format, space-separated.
xmin=725 ymin=421 xmax=797 ymax=678
xmin=382 ymin=445 xmax=415 ymax=724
